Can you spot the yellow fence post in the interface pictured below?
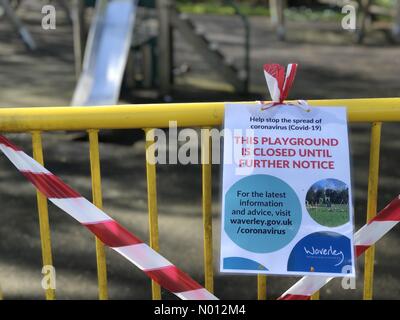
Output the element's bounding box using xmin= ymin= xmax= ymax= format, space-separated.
xmin=257 ymin=275 xmax=267 ymax=300
xmin=144 ymin=128 xmax=161 ymax=300
xmin=201 ymin=128 xmax=214 ymax=293
xmin=88 ymin=130 xmax=109 ymax=300
xmin=363 ymin=122 xmax=382 ymax=300
xmin=31 ymin=131 xmax=55 ymax=300
xmin=311 ymin=291 xmax=320 ymax=300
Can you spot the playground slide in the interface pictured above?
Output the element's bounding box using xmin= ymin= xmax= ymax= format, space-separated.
xmin=71 ymin=0 xmax=138 ymax=106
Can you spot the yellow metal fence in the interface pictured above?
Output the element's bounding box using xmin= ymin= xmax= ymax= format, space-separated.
xmin=0 ymin=98 xmax=399 ymax=300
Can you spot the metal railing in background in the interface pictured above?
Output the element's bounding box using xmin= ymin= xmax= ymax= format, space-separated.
xmin=0 ymin=97 xmax=399 ymax=300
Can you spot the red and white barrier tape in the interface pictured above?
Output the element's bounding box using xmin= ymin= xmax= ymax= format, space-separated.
xmin=263 ymin=63 xmax=298 ymax=104
xmin=2 ymin=133 xmax=398 ymax=301
xmin=0 ymin=135 xmax=217 ymax=300
xmin=279 ymin=195 xmax=400 ymax=300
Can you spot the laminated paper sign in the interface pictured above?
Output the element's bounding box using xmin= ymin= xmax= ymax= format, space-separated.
xmin=220 ymin=103 xmax=355 ymax=277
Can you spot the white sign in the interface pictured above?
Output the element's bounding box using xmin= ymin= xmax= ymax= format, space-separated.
xmin=220 ymin=103 xmax=355 ymax=277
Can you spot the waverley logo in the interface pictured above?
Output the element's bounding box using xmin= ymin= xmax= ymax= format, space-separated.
xmin=303 ymin=245 xmax=344 ymax=266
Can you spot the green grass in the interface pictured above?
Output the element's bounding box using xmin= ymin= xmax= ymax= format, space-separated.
xmin=376 ymin=0 xmax=396 ymax=7
xmin=178 ymin=2 xmax=270 ymax=16
xmin=307 ymin=204 xmax=349 ymax=227
xmin=178 ymin=3 xmax=345 ymax=22
xmin=177 ymin=1 xmax=396 ymax=26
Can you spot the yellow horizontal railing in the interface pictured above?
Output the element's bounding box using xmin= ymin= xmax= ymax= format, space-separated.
xmin=0 ymin=98 xmax=400 ymax=132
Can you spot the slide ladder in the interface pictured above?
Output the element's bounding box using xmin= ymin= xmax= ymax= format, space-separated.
xmin=170 ymin=5 xmax=248 ymax=93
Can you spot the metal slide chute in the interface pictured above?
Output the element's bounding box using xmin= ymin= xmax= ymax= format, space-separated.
xmin=72 ymin=0 xmax=138 ymax=106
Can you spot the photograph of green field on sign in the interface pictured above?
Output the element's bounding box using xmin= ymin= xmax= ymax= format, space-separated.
xmin=305 ymin=178 xmax=350 ymax=227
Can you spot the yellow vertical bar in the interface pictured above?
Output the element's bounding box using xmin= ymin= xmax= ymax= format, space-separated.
xmin=88 ymin=130 xmax=109 ymax=300
xmin=201 ymin=128 xmax=214 ymax=293
xmin=363 ymin=122 xmax=382 ymax=300
xmin=311 ymin=291 xmax=320 ymax=300
xmin=144 ymin=128 xmax=161 ymax=300
xmin=257 ymin=275 xmax=267 ymax=300
xmin=310 ymin=267 xmax=320 ymax=299
xmin=31 ymin=131 xmax=55 ymax=300
xmin=0 ymin=285 xmax=3 ymax=300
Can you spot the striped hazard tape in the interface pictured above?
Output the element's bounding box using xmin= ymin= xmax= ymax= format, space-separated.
xmin=2 ymin=133 xmax=399 ymax=301
xmin=279 ymin=195 xmax=400 ymax=300
xmin=0 ymin=135 xmax=218 ymax=300
xmin=263 ymin=63 xmax=298 ymax=104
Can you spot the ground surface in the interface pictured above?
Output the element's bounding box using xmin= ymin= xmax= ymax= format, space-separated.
xmin=0 ymin=2 xmax=400 ymax=299
xmin=307 ymin=204 xmax=349 ymax=227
